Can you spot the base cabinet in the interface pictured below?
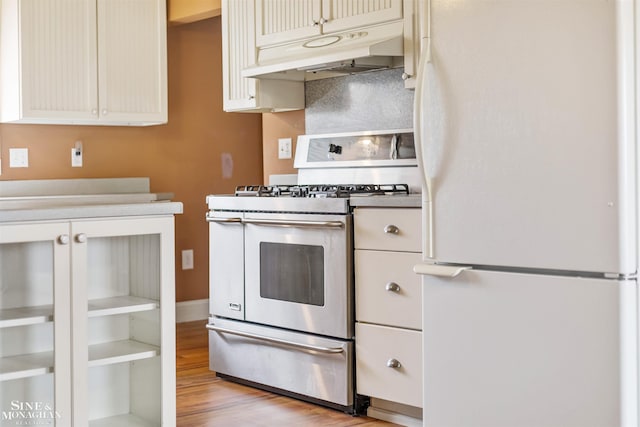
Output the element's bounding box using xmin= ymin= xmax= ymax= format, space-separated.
xmin=354 ymin=207 xmax=422 ymax=423
xmin=0 ymin=216 xmax=176 ymax=426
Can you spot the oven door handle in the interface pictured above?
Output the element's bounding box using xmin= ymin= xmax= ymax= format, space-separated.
xmin=207 ymin=325 xmax=345 ymax=354
xmin=241 ymin=218 xmax=345 ymax=229
xmin=206 ymin=214 xmax=243 ymax=223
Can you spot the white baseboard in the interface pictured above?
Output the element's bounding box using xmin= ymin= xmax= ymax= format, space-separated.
xmin=175 ymin=299 xmax=209 ymax=323
xmin=366 ymin=407 xmax=422 ymax=427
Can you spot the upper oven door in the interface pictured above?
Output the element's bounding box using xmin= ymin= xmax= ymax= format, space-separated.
xmin=244 ymin=212 xmax=353 ymax=339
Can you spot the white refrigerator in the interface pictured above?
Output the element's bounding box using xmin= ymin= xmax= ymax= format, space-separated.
xmin=413 ymin=1 xmax=639 ymax=426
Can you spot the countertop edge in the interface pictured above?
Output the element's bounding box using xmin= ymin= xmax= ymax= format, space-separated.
xmin=0 ymin=201 xmax=184 ymax=223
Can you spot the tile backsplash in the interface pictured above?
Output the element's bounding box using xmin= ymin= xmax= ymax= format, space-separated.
xmin=305 ymin=68 xmax=414 ymax=134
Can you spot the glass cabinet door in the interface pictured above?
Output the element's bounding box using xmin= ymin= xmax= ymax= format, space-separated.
xmin=0 ymin=222 xmax=72 ymax=427
xmin=70 ymin=216 xmax=175 ymax=426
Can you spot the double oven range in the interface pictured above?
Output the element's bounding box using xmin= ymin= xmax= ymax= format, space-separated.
xmin=206 ymin=129 xmax=418 ymax=413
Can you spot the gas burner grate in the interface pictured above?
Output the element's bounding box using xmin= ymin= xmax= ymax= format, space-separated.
xmin=235 ymin=184 xmax=409 ymax=198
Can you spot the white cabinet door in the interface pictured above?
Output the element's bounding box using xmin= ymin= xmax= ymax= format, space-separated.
xmin=70 ymin=216 xmax=175 ymax=426
xmin=97 ymin=0 xmax=167 ymax=123
xmin=1 ymin=0 xmax=98 ymax=123
xmin=321 ymin=0 xmax=403 ymax=34
xmin=0 ymin=222 xmax=72 ymax=427
xmin=255 ymin=0 xmax=321 ymax=47
xmin=222 ymin=0 xmax=304 ymax=112
xmin=421 ymin=269 xmax=637 ymax=427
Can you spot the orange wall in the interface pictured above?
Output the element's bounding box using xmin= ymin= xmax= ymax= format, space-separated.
xmin=261 ymin=110 xmax=305 ymax=183
xmin=0 ymin=18 xmax=264 ymax=303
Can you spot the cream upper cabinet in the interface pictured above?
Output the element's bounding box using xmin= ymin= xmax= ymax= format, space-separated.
xmin=0 ymin=0 xmax=167 ymax=126
xmin=222 ymin=0 xmax=303 ymax=112
xmin=256 ymin=0 xmax=403 ymax=47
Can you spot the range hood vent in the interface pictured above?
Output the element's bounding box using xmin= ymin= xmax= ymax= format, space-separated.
xmin=242 ymin=21 xmax=404 ymax=81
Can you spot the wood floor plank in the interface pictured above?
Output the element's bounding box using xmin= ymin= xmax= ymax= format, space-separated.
xmin=176 ymin=321 xmax=399 ymax=426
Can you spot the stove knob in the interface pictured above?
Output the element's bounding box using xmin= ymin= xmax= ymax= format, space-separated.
xmin=384 ymin=224 xmax=399 ymax=234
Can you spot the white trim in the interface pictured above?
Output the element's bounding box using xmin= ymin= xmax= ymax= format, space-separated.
xmin=175 ymin=299 xmax=209 ymax=323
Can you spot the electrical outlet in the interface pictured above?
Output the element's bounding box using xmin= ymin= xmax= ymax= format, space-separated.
xmin=181 ymin=249 xmax=194 ymax=270
xmin=71 ymin=148 xmax=83 ymax=167
xmin=9 ymin=148 xmax=28 ymax=168
xmin=278 ymin=138 xmax=292 ymax=159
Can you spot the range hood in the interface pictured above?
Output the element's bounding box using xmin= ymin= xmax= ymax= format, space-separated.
xmin=242 ymin=21 xmax=404 ymax=81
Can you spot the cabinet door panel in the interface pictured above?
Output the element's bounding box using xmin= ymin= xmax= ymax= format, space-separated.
xmin=321 ymin=0 xmax=403 ymax=34
xmin=0 ymin=223 xmax=72 ymax=427
xmin=355 ymin=250 xmax=421 ymax=329
xmin=19 ymin=0 xmax=97 ymax=121
xmin=256 ymin=0 xmax=321 ymax=47
xmin=356 ymin=323 xmax=422 ymax=408
xmin=354 ymin=208 xmax=421 ymax=252
xmin=98 ymin=0 xmax=167 ymax=123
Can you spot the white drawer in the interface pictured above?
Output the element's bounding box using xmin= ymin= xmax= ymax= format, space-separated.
xmin=356 ymin=323 xmax=422 ymax=408
xmin=354 ymin=208 xmax=421 ymax=252
xmin=355 ymin=250 xmax=422 ymax=330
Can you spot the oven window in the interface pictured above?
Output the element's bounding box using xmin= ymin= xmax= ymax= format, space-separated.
xmin=259 ymin=242 xmax=324 ymax=306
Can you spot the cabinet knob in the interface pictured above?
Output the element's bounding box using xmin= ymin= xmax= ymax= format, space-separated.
xmin=384 ymin=224 xmax=399 ymax=234
xmin=385 ymin=282 xmax=401 ymax=293
xmin=102 ymin=109 xmax=108 ymax=116
xmin=401 ymin=72 xmax=411 ymax=80
xmin=386 ymin=358 xmax=402 ymax=369
xmin=248 ymin=95 xmax=255 ymax=100
xmin=312 ymin=20 xmax=320 ymax=26
xmin=91 ymin=109 xmax=98 ymax=115
xmin=75 ymin=233 xmax=87 ymax=243
xmin=57 ymin=235 xmax=70 ymax=245
xmin=318 ymin=17 xmax=328 ymax=25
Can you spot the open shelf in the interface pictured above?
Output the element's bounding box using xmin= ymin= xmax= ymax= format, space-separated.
xmin=0 ymin=305 xmax=53 ymax=328
xmin=0 ymin=351 xmax=53 ymax=381
xmin=88 ymin=340 xmax=159 ymax=368
xmin=90 ymin=413 xmax=156 ymax=427
xmin=88 ymin=296 xmax=159 ymax=318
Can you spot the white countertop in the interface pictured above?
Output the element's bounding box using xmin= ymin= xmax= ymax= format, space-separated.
xmin=0 ymin=178 xmax=183 ymax=223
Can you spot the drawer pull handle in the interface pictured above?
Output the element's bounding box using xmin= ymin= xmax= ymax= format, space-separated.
xmin=384 ymin=224 xmax=399 ymax=234
xmin=385 ymin=282 xmax=401 ymax=292
xmin=387 ymin=358 xmax=401 ymax=368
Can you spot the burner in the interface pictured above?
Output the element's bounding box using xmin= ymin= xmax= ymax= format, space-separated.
xmin=234 ymin=184 xmax=410 ymax=198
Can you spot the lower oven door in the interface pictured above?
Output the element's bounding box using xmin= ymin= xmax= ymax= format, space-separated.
xmin=208 ymin=317 xmax=354 ymax=407
xmin=244 ymin=212 xmax=353 ymax=339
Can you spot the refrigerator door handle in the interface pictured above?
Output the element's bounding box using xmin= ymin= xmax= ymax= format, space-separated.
xmin=413 ymin=38 xmax=432 ymax=198
xmin=414 ymin=263 xmax=472 ymax=278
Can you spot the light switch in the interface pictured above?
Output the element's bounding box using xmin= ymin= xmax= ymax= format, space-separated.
xmin=278 ymin=138 xmax=292 ymax=159
xmin=9 ymin=148 xmax=28 ymax=168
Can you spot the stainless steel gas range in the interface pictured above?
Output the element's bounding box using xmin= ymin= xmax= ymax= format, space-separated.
xmin=205 ymin=129 xmax=419 ymax=413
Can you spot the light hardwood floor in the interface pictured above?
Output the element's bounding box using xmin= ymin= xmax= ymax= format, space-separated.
xmin=176 ymin=321 xmax=398 ymax=426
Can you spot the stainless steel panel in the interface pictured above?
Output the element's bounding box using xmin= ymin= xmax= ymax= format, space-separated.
xmin=208 ymin=317 xmax=354 ymax=406
xmin=209 ymin=211 xmax=245 ymax=320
